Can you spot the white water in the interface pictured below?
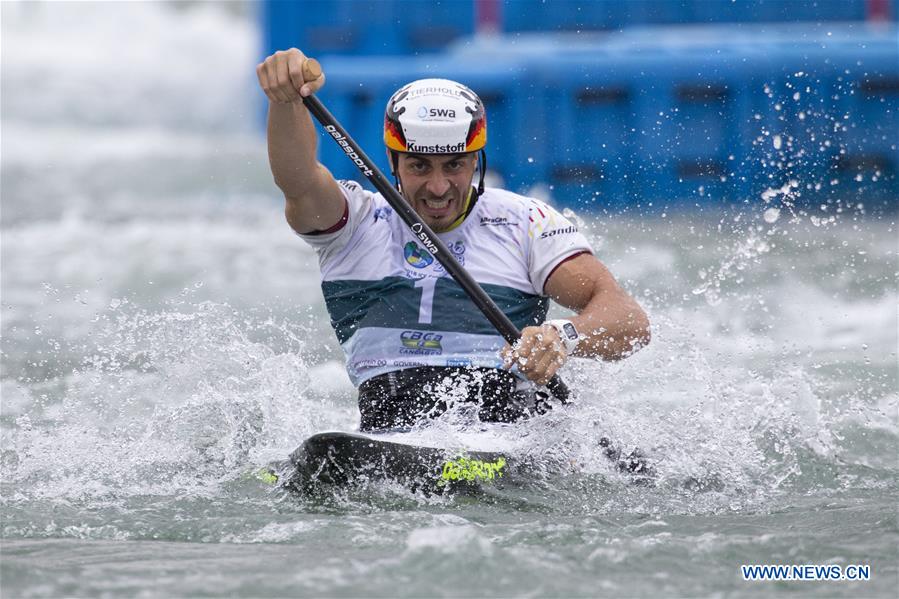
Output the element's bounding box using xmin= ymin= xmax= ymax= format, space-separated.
xmin=2 ymin=3 xmax=897 ymax=597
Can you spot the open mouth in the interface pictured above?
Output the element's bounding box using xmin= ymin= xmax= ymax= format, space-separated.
xmin=419 ymin=196 xmax=455 ymax=217
xmin=424 ymin=197 xmax=451 ymax=210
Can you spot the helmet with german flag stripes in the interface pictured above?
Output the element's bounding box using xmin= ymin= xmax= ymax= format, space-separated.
xmin=384 ymin=78 xmax=487 ymax=154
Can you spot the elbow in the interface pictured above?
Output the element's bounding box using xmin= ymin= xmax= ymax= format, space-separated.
xmin=628 ymin=309 xmax=652 ymax=355
xmin=636 ymin=321 xmax=651 ymax=352
xmin=273 ymin=173 xmax=305 ymax=199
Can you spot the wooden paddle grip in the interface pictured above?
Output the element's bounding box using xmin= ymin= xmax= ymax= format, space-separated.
xmin=302 ymin=58 xmax=322 ymax=82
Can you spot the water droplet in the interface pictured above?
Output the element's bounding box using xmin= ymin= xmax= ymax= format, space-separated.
xmin=763 ymin=207 xmax=780 ymax=223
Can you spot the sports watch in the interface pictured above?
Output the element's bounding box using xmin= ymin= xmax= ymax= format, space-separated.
xmin=544 ymin=319 xmax=581 ymax=356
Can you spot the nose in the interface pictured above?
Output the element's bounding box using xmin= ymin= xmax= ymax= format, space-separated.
xmin=424 ymin=174 xmax=451 ymax=198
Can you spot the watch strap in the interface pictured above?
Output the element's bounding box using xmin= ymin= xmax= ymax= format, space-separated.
xmin=544 ymin=319 xmax=581 ymax=355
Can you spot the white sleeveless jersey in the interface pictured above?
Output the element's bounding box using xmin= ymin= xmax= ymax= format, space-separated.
xmin=299 ymin=181 xmax=593 ymax=386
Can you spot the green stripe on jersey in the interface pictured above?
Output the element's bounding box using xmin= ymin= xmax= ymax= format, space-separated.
xmin=322 ymin=277 xmax=548 ymax=344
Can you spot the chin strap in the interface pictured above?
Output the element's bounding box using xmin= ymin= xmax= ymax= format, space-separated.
xmin=476 ymin=149 xmax=487 ymax=197
xmin=444 ymin=187 xmax=476 ymax=232
xmin=391 ymin=151 xmax=402 ymax=194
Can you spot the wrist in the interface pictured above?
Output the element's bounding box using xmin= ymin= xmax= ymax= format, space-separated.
xmin=544 ymin=319 xmax=581 ymax=356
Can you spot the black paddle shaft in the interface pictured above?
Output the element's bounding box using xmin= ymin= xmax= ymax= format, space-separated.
xmin=302 ymin=93 xmax=570 ymax=404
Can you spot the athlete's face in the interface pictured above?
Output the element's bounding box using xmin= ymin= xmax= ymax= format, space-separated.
xmin=394 ymin=152 xmax=478 ymax=233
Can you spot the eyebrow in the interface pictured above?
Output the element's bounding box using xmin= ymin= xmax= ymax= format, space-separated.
xmin=406 ymin=153 xmax=467 ymax=165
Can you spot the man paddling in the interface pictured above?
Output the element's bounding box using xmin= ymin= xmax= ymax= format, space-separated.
xmin=257 ymin=49 xmax=650 ymax=431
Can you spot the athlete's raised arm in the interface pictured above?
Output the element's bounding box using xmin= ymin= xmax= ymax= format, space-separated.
xmin=257 ymin=48 xmax=345 ymax=234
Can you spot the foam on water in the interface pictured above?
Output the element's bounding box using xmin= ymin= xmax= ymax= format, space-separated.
xmin=1 ymin=2 xmax=897 ymax=596
xmin=2 ymin=2 xmax=256 ymax=131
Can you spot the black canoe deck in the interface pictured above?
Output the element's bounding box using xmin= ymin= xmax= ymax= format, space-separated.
xmin=258 ymin=431 xmax=663 ymax=495
xmin=273 ymin=432 xmax=514 ymax=494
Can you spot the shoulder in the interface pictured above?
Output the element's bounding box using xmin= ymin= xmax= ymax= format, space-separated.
xmin=474 ymin=187 xmax=544 ymax=227
xmin=336 ymin=179 xmax=372 ymax=204
xmin=475 ymin=187 xmax=577 ymax=233
xmin=296 ymin=179 xmax=379 ymax=252
xmin=477 ymin=186 xmax=534 ymax=213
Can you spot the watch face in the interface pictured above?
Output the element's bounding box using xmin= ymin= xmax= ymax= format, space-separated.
xmin=562 ymin=322 xmax=578 ymax=340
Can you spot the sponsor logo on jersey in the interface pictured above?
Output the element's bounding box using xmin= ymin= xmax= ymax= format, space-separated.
xmin=480 ymin=216 xmax=517 ymax=226
xmin=404 ymin=241 xmax=434 ymax=268
xmin=445 ymin=358 xmax=472 ymax=367
xmin=392 ymin=360 xmax=428 ymax=368
xmin=406 ymin=141 xmax=466 ymax=154
xmin=434 ymin=240 xmax=465 ymax=273
xmin=400 ymin=331 xmax=443 ymax=355
xmin=373 ymin=206 xmax=393 ymax=222
xmin=352 ymin=359 xmax=388 ymax=369
xmin=338 ymin=180 xmax=360 ymax=192
xmin=540 ymin=226 xmax=578 ymax=239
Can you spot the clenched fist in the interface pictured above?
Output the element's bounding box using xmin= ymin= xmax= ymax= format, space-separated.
xmin=256 ymin=48 xmax=324 ymax=104
xmin=501 ymin=324 xmax=568 ymax=386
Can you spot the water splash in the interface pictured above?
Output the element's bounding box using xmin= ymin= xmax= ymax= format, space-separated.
xmin=3 ymin=298 xmax=352 ymax=502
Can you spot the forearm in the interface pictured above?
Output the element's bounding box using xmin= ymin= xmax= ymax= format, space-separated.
xmin=569 ymin=291 xmax=650 ymax=360
xmin=267 ymin=101 xmax=321 ymax=199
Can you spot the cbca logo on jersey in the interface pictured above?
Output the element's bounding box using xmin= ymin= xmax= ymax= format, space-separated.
xmin=404 ymin=241 xmax=434 ymax=268
xmin=400 ymin=331 xmax=443 ymax=355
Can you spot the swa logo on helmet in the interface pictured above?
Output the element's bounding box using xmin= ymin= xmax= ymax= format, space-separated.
xmin=417 ymin=106 xmax=457 ymax=120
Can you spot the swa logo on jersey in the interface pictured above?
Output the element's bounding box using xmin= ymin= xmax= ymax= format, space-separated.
xmin=404 ymin=241 xmax=434 ymax=268
xmin=417 ymin=106 xmax=457 ymax=120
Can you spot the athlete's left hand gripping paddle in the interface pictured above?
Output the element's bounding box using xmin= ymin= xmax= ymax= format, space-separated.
xmin=297 ymin=58 xmax=571 ymax=405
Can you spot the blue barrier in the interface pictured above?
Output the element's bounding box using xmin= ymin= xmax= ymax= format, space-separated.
xmin=262 ymin=1 xmax=896 ymax=60
xmin=442 ymin=24 xmax=899 ymax=208
xmin=260 ymin=18 xmax=898 ymax=209
xmin=262 ymin=0 xmax=475 ymax=56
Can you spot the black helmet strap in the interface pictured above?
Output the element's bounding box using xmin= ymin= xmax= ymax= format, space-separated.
xmin=390 ymin=151 xmax=401 ymax=193
xmin=476 ymin=149 xmax=487 ymax=198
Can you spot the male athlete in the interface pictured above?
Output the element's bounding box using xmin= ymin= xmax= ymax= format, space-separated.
xmin=257 ymin=49 xmax=650 ymax=431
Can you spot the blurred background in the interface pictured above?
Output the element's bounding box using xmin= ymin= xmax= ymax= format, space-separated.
xmin=1 ymin=3 xmax=897 ymax=596
xmin=265 ymin=0 xmax=898 ymax=211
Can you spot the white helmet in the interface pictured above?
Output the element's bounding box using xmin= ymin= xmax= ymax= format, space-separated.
xmin=384 ymin=78 xmax=487 ymax=154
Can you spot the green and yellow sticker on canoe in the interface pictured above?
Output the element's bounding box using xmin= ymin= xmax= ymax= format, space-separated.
xmin=440 ymin=456 xmax=506 ymax=484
